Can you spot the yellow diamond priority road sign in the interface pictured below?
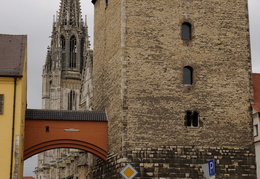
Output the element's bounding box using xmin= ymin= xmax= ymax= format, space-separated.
xmin=120 ymin=164 xmax=138 ymax=179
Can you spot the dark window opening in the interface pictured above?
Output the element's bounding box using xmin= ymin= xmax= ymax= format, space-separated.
xmin=182 ymin=22 xmax=192 ymax=40
xmin=45 ymin=126 xmax=49 ymax=132
xmin=183 ymin=66 xmax=193 ymax=85
xmin=0 ymin=94 xmax=4 ymax=114
xmin=68 ymin=90 xmax=76 ymax=110
xmin=105 ymin=0 xmax=108 ymax=7
xmin=70 ymin=36 xmax=77 ymax=68
xmin=254 ymin=124 xmax=258 ymax=137
xmin=80 ymin=38 xmax=84 ymax=72
xmin=61 ymin=35 xmax=66 ymax=50
xmin=185 ymin=111 xmax=199 ymax=127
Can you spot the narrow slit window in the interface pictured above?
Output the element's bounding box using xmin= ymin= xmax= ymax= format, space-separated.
xmin=192 ymin=111 xmax=199 ymax=127
xmin=182 ymin=22 xmax=192 ymax=40
xmin=185 ymin=110 xmax=192 ymax=127
xmin=183 ymin=66 xmax=193 ymax=85
xmin=0 ymin=94 xmax=3 ymax=114
xmin=70 ymin=35 xmax=77 ymax=68
xmin=45 ymin=126 xmax=50 ymax=132
xmin=68 ymin=90 xmax=76 ymax=110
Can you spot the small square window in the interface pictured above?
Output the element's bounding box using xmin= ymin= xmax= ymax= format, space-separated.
xmin=254 ymin=124 xmax=258 ymax=137
xmin=0 ymin=94 xmax=4 ymax=114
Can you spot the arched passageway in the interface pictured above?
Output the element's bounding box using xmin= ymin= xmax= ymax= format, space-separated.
xmin=24 ymin=109 xmax=108 ymax=160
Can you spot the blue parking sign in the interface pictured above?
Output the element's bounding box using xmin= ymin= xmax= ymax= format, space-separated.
xmin=208 ymin=159 xmax=215 ymax=176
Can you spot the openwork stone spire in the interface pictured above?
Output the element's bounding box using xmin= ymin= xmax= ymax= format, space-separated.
xmin=58 ymin=0 xmax=83 ymax=27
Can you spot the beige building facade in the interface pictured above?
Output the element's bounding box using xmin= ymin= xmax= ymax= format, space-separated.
xmin=0 ymin=34 xmax=27 ymax=179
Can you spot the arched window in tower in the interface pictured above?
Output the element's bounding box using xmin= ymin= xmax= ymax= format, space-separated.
xmin=181 ymin=22 xmax=192 ymax=40
xmin=70 ymin=35 xmax=77 ymax=68
xmin=68 ymin=90 xmax=76 ymax=110
xmin=183 ymin=66 xmax=193 ymax=85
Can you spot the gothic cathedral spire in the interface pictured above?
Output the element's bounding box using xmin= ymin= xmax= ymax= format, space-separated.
xmin=42 ymin=0 xmax=89 ymax=110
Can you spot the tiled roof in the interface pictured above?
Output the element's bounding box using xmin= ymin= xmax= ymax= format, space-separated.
xmin=252 ymin=73 xmax=260 ymax=112
xmin=0 ymin=34 xmax=27 ymax=77
xmin=26 ymin=109 xmax=107 ymax=122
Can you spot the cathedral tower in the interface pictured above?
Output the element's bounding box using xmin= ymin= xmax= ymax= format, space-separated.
xmin=37 ymin=1 xmax=92 ymax=178
xmin=91 ymin=0 xmax=256 ymax=178
xmin=42 ymin=0 xmax=90 ymax=110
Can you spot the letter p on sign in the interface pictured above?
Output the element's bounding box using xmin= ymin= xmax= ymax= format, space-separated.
xmin=208 ymin=159 xmax=215 ymax=176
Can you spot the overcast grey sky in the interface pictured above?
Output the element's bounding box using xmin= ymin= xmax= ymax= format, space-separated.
xmin=0 ymin=0 xmax=259 ymax=177
xmin=0 ymin=0 xmax=94 ymax=110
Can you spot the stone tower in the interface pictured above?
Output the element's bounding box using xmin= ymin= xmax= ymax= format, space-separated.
xmin=37 ymin=0 xmax=93 ymax=178
xmin=91 ymin=0 xmax=256 ymax=178
xmin=42 ymin=0 xmax=90 ymax=110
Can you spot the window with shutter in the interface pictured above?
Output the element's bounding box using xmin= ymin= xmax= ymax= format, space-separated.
xmin=0 ymin=94 xmax=4 ymax=114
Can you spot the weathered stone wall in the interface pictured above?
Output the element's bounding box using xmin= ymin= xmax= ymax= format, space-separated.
xmin=93 ymin=146 xmax=256 ymax=178
xmin=123 ymin=0 xmax=253 ymax=149
xmin=92 ymin=0 xmax=124 ymax=154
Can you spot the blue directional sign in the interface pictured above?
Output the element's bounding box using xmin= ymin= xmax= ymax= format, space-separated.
xmin=208 ymin=159 xmax=215 ymax=176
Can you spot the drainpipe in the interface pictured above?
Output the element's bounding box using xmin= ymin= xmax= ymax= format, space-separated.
xmin=10 ymin=77 xmax=17 ymax=179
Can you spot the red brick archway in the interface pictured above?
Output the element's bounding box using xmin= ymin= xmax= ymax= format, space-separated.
xmin=24 ymin=109 xmax=108 ymax=160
